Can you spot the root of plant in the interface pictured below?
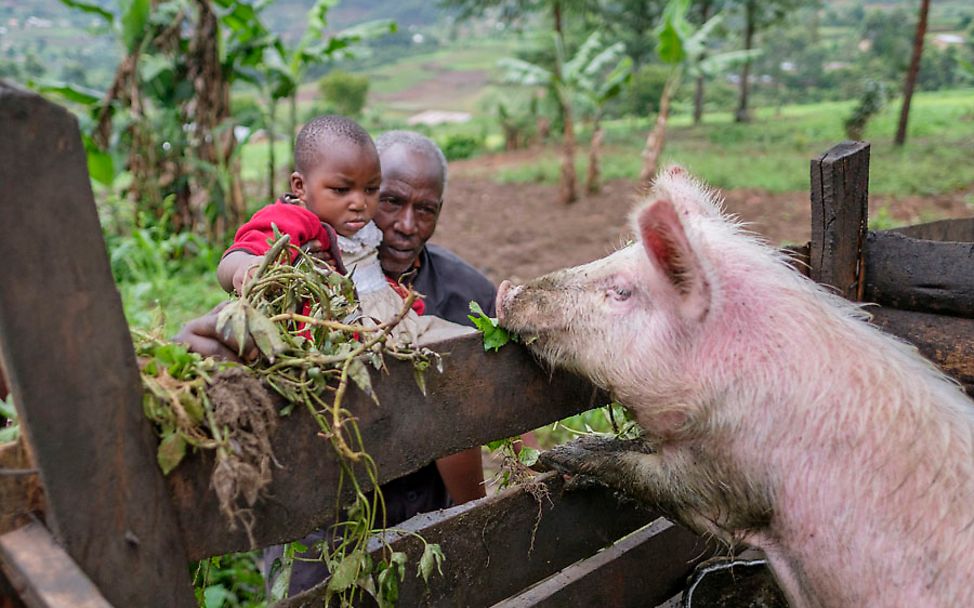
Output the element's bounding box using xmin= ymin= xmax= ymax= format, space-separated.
xmin=136 ymin=234 xmax=442 ymax=606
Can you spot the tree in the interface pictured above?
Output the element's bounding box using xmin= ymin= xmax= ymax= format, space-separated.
xmin=318 ymin=70 xmax=370 ymax=116
xmin=639 ymin=0 xmax=754 ymax=182
xmin=728 ymin=0 xmax=805 ymax=123
xmin=500 ymin=33 xmax=579 ymax=203
xmin=573 ymin=34 xmax=632 ymax=193
xmin=894 ymin=0 xmax=930 ymax=146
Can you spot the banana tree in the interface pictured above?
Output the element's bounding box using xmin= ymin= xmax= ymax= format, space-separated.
xmin=638 ymin=0 xmax=758 ymax=182
xmin=500 ymin=32 xmax=631 ymax=203
xmin=275 ymin=0 xmax=396 ymax=167
xmin=572 ymin=33 xmax=632 ymax=193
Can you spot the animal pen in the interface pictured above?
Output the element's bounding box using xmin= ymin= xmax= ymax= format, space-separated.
xmin=1 ymin=83 xmax=973 ymax=607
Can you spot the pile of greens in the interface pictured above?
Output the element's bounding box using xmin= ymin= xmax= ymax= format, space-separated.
xmin=137 ymin=234 xmax=442 ymax=606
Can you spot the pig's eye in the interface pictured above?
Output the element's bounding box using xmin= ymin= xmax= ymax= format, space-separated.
xmin=610 ymin=286 xmax=632 ymax=301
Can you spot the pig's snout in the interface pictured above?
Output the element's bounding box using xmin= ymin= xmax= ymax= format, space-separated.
xmin=495 ymin=280 xmax=523 ymax=325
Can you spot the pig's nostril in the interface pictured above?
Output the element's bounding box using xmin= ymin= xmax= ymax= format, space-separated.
xmin=496 ymin=280 xmax=512 ymax=322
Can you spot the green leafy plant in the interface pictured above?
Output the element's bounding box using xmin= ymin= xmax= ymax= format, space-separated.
xmin=0 ymin=394 xmax=18 ymax=444
xmin=467 ymin=302 xmax=512 ymax=352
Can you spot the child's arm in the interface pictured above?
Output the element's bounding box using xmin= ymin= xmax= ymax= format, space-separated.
xmin=218 ymin=250 xmax=263 ymax=294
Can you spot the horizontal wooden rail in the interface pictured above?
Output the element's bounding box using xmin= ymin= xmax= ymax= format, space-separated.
xmin=0 ymin=519 xmax=112 ymax=608
xmin=492 ymin=518 xmax=705 ymax=608
xmin=171 ymin=336 xmax=604 ymax=559
xmin=891 ymin=217 xmax=974 ymax=243
xmin=870 ymin=307 xmax=974 ymax=394
xmin=281 ymin=471 xmax=688 ymax=607
xmin=863 ymin=230 xmax=974 ymax=318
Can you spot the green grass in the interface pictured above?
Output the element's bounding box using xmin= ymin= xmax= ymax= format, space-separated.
xmin=492 ymin=89 xmax=974 ymax=195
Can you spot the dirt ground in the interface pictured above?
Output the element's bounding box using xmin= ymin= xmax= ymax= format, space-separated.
xmin=430 ymin=151 xmax=974 ymax=285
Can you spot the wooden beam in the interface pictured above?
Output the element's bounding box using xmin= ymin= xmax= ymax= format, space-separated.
xmin=0 ymin=82 xmax=195 ymax=606
xmin=0 ymin=520 xmax=111 ymax=608
xmin=864 ymin=231 xmax=974 ymax=318
xmin=891 ymin=217 xmax=974 ymax=243
xmin=809 ymin=141 xmax=871 ymax=301
xmin=171 ymin=337 xmax=603 ymax=559
xmin=280 ymin=472 xmax=689 ymax=608
xmin=492 ymin=518 xmax=707 ymax=608
xmin=870 ymin=307 xmax=974 ymax=394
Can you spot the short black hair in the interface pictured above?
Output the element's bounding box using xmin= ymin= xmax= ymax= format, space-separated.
xmin=294 ymin=115 xmax=375 ymax=175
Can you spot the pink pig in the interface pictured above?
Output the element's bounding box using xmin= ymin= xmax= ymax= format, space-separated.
xmin=496 ymin=167 xmax=974 ymax=607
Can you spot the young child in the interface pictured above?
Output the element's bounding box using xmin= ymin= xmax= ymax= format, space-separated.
xmin=218 ymin=115 xmax=471 ymax=345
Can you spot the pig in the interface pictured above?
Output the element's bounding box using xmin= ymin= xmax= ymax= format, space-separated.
xmin=495 ymin=167 xmax=974 ymax=608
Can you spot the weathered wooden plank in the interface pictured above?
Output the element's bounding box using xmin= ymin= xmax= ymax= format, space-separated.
xmin=493 ymin=518 xmax=708 ymax=608
xmin=891 ymin=217 xmax=974 ymax=243
xmin=809 ymin=141 xmax=871 ymax=301
xmin=863 ymin=230 xmax=974 ymax=318
xmin=171 ymin=336 xmax=603 ymax=559
xmin=0 ymin=520 xmax=112 ymax=608
xmin=280 ymin=471 xmax=668 ymax=608
xmin=0 ymin=82 xmax=195 ymax=606
xmin=870 ymin=307 xmax=974 ymax=394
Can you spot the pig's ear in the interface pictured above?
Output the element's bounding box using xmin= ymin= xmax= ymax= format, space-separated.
xmin=636 ymin=199 xmax=711 ymax=320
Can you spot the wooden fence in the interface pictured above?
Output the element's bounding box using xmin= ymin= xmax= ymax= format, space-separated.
xmin=0 ymin=82 xmax=972 ymax=607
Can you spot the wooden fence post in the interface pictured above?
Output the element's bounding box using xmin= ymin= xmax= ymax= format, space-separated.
xmin=809 ymin=141 xmax=871 ymax=301
xmin=0 ymin=81 xmax=195 ymax=606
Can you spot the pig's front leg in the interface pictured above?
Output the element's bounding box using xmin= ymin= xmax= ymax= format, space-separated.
xmin=540 ymin=435 xmax=731 ymax=542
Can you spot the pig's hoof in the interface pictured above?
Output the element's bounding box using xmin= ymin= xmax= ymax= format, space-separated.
xmin=563 ymin=473 xmax=609 ymax=493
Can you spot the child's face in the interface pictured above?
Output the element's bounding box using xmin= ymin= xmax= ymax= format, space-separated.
xmin=291 ymin=140 xmax=381 ymax=237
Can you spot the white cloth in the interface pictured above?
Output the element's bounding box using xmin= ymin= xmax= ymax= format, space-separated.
xmin=338 ymin=222 xmax=474 ymax=346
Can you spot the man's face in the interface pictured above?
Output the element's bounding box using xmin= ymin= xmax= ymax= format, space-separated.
xmin=374 ymin=145 xmax=444 ymax=277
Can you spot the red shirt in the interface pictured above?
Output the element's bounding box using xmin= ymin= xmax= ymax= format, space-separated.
xmin=227 ymin=198 xmax=423 ymax=315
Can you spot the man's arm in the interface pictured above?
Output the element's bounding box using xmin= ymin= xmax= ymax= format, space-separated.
xmin=435 ymin=448 xmax=485 ymax=504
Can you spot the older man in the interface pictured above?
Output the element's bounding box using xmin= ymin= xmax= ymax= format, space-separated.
xmin=178 ymin=130 xmax=494 ymax=596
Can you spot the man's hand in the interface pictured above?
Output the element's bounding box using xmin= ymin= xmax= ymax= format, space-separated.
xmin=173 ymin=302 xmax=258 ymax=363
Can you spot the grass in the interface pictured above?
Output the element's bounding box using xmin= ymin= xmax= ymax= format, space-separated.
xmin=491 ymin=89 xmax=974 ymax=195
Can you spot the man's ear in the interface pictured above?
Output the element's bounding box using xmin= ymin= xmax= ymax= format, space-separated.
xmin=290 ymin=171 xmax=305 ymax=199
xmin=635 ymin=198 xmax=711 ymax=321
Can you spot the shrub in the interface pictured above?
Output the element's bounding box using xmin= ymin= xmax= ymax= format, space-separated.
xmin=438 ymin=133 xmax=483 ymax=161
xmin=844 ymin=80 xmax=890 ymax=140
xmin=317 ymin=70 xmax=370 ymax=117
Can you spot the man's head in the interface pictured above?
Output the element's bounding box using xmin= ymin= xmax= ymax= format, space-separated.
xmin=290 ymin=115 xmax=381 ymax=237
xmin=374 ymin=131 xmax=448 ymax=277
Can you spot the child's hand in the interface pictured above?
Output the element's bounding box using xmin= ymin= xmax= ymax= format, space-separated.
xmin=232 ymin=262 xmax=261 ymax=294
xmin=302 ymin=238 xmax=345 ymax=274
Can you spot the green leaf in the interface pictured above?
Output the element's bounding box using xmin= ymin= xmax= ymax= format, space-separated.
xmin=57 ymin=0 xmax=114 ymax=24
xmin=156 ymin=431 xmax=187 ymax=474
xmin=120 ymin=0 xmax=151 ymax=52
xmin=328 ymin=550 xmax=363 ymax=593
xmin=486 ymin=437 xmax=513 ymax=451
xmin=37 ymin=81 xmax=103 ymax=106
xmin=247 ymin=307 xmax=286 ymax=363
xmin=216 ymin=300 xmax=249 ymax=359
xmin=657 ymin=20 xmax=685 ymax=65
xmin=518 ymin=446 xmax=540 ymax=467
xmin=0 ymin=425 xmax=20 ymax=444
xmin=417 ymin=543 xmax=444 ymax=585
xmin=84 ymin=143 xmax=114 ymax=186
xmin=467 ymin=301 xmax=512 ymax=352
xmin=203 ymin=584 xmax=229 ymax=608
xmin=348 ymin=358 xmax=377 ymax=404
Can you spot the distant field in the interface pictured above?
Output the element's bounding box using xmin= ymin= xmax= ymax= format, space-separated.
xmin=479 ymin=89 xmax=974 ymax=196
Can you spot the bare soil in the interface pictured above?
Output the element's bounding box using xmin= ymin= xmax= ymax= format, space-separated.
xmin=431 ymin=150 xmax=974 ymax=285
